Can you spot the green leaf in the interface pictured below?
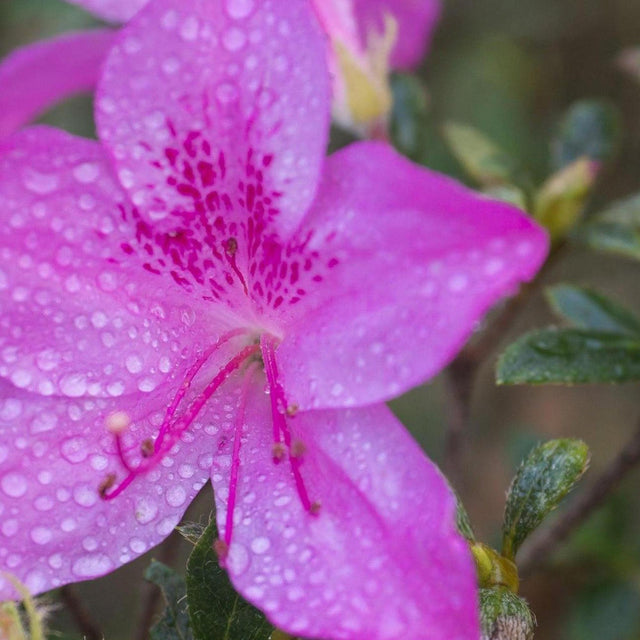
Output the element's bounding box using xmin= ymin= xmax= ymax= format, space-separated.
xmin=479 ymin=587 xmax=535 ymax=640
xmin=176 ymin=521 xmax=208 ymax=546
xmin=581 ymin=192 xmax=640 ymax=260
xmin=546 ymin=285 xmax=640 ymax=337
xmin=496 ymin=328 xmax=640 ymax=385
xmin=483 ymin=184 xmax=528 ymax=211
xmin=185 ymin=514 xmax=273 ymax=640
xmin=502 ymin=439 xmax=590 ymax=560
xmin=389 ymin=73 xmax=429 ymax=162
xmin=441 ymin=122 xmax=525 ymax=188
xmin=144 ymin=561 xmax=193 ymax=640
xmin=456 ymin=496 xmax=476 ymax=542
xmin=552 ymin=99 xmax=620 ymax=169
xmin=534 ymin=158 xmax=599 ymax=240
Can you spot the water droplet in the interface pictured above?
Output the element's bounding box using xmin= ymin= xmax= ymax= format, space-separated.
xmin=135 ymin=497 xmax=158 ymax=524
xmin=226 ymin=542 xmax=250 ymax=575
xmin=225 ymin=0 xmax=254 ymax=19
xmin=30 ymin=526 xmax=53 ymax=545
xmin=73 ymin=484 xmax=98 ymax=507
xmin=223 ymin=27 xmax=246 ymax=51
xmin=72 ymin=554 xmax=113 ymax=578
xmin=60 ymin=373 xmax=87 ymax=397
xmin=73 ymin=163 xmax=100 ymax=184
xmin=216 ymin=82 xmax=239 ymax=105
xmin=125 ymin=355 xmax=143 ymax=374
xmin=1 ymin=472 xmax=28 ymax=498
xmin=250 ymin=537 xmax=271 ymax=554
xmin=165 ymin=485 xmax=187 ymax=507
xmin=23 ymin=169 xmax=59 ymax=194
xmin=180 ymin=15 xmax=199 ymax=41
xmin=60 ymin=437 xmax=88 ymax=463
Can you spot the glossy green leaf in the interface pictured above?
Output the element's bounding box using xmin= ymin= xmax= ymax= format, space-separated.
xmin=144 ymin=561 xmax=193 ymax=640
xmin=441 ymin=122 xmax=524 ymax=188
xmin=546 ymin=285 xmax=640 ymax=337
xmin=552 ymin=99 xmax=620 ymax=169
xmin=389 ymin=73 xmax=429 ymax=162
xmin=479 ymin=587 xmax=535 ymax=640
xmin=581 ymin=192 xmax=640 ymax=260
xmin=496 ymin=328 xmax=640 ymax=385
xmin=502 ymin=439 xmax=590 ymax=560
xmin=185 ymin=515 xmax=273 ymax=640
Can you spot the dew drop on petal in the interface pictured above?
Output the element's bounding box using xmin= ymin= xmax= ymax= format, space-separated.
xmin=72 ymin=554 xmax=113 ymax=578
xmin=165 ymin=485 xmax=187 ymax=507
xmin=225 ymin=0 xmax=254 ymax=19
xmin=1 ymin=472 xmax=28 ymax=498
xmin=250 ymin=537 xmax=271 ymax=554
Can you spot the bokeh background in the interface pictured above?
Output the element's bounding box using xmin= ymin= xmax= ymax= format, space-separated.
xmin=2 ymin=0 xmax=640 ymax=638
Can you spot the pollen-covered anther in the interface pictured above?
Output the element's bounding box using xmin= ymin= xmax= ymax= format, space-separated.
xmin=310 ymin=501 xmax=322 ymax=516
xmin=213 ymin=538 xmax=229 ymax=562
xmin=290 ymin=439 xmax=307 ymax=459
xmin=286 ymin=403 xmax=299 ymax=417
xmin=105 ymin=410 xmax=131 ymax=434
xmin=272 ymin=442 xmax=287 ymax=463
xmin=98 ymin=473 xmax=117 ymax=499
xmin=140 ymin=439 xmax=154 ymax=458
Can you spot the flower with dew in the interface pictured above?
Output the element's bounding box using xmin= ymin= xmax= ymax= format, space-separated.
xmin=0 ymin=0 xmax=440 ymax=139
xmin=0 ymin=0 xmax=547 ymax=637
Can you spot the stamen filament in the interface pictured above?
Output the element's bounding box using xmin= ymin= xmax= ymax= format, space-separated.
xmin=103 ymin=339 xmax=259 ymax=501
xmin=224 ymin=361 xmax=259 ymax=547
xmin=261 ymin=334 xmax=315 ymax=514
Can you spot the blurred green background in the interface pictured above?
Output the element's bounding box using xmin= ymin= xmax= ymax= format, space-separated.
xmin=2 ymin=0 xmax=640 ymax=638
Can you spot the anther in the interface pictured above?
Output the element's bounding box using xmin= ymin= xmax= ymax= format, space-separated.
xmin=286 ymin=403 xmax=299 ymax=417
xmin=105 ymin=411 xmax=131 ymax=434
xmin=310 ymin=501 xmax=322 ymax=516
xmin=140 ymin=439 xmax=154 ymax=458
xmin=98 ymin=473 xmax=117 ymax=499
xmin=213 ymin=538 xmax=229 ymax=563
xmin=290 ymin=440 xmax=306 ymax=458
xmin=225 ymin=237 xmax=238 ymax=256
xmin=272 ymin=442 xmax=286 ymax=463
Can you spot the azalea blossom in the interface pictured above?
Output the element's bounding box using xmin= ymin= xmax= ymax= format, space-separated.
xmin=0 ymin=0 xmax=440 ymax=138
xmin=0 ymin=0 xmax=547 ymax=637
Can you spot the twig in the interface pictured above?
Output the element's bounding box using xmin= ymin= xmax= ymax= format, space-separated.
xmin=518 ymin=418 xmax=640 ymax=577
xmin=134 ymin=530 xmax=184 ymax=640
xmin=442 ymin=241 xmax=566 ymax=484
xmin=59 ymin=585 xmax=103 ymax=640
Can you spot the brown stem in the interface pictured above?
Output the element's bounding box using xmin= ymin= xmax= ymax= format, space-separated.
xmin=442 ymin=241 xmax=566 ymax=484
xmin=134 ymin=530 xmax=184 ymax=640
xmin=59 ymin=585 xmax=103 ymax=640
xmin=518 ymin=418 xmax=640 ymax=577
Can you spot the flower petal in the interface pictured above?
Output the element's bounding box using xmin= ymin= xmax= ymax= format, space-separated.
xmin=277 ymin=142 xmax=549 ymax=410
xmin=213 ymin=385 xmax=478 ymax=640
xmin=66 ymin=0 xmax=147 ymax=23
xmin=0 ymin=30 xmax=116 ymax=141
xmin=352 ymin=0 xmax=442 ymax=69
xmin=96 ymin=0 xmax=331 ymax=239
xmin=0 ymin=127 xmax=219 ymax=399
xmin=0 ymin=377 xmax=214 ymax=600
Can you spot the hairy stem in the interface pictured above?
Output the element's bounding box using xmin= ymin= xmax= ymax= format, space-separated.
xmin=518 ymin=418 xmax=640 ymax=577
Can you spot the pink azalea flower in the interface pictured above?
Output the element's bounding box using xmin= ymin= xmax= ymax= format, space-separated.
xmin=0 ymin=0 xmax=547 ymax=637
xmin=0 ymin=0 xmax=440 ymax=138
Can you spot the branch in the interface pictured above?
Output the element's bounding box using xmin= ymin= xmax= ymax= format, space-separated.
xmin=60 ymin=585 xmax=103 ymax=640
xmin=518 ymin=417 xmax=640 ymax=577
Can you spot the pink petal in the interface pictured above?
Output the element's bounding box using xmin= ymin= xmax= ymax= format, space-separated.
xmin=96 ymin=0 xmax=331 ymax=240
xmin=65 ymin=0 xmax=147 ymax=23
xmin=352 ymin=0 xmax=442 ymax=69
xmin=0 ymin=377 xmax=213 ymax=599
xmin=213 ymin=382 xmax=478 ymax=640
xmin=0 ymin=30 xmax=116 ymax=141
xmin=0 ymin=127 xmax=218 ymax=399
xmin=276 ymin=142 xmax=549 ymax=410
